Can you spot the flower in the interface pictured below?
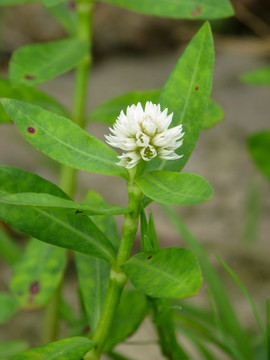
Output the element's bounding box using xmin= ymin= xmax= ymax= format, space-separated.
xmin=105 ymin=101 xmax=184 ymax=169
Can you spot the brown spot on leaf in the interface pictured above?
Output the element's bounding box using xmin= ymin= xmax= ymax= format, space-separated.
xmin=75 ymin=210 xmax=83 ymax=215
xmin=195 ymin=86 xmax=199 ymax=91
xmin=24 ymin=74 xmax=35 ymax=80
xmin=27 ymin=126 xmax=36 ymax=134
xmin=67 ymin=1 xmax=76 ymax=9
xmin=147 ymin=256 xmax=152 ymax=260
xmin=29 ymin=281 xmax=40 ymax=295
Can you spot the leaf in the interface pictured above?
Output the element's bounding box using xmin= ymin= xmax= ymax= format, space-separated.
xmin=122 ymin=247 xmax=202 ymax=298
xmin=46 ymin=1 xmax=78 ymax=36
xmin=42 ymin=0 xmax=66 ymax=7
xmin=88 ymin=89 xmax=161 ymax=125
xmin=0 ymin=225 xmax=21 ymax=265
xmin=0 ymin=166 xmax=116 ymax=263
xmin=84 ymin=190 xmax=120 ymax=250
xmin=9 ymin=39 xmax=88 ymax=87
xmin=202 ymin=99 xmax=224 ymax=130
xmin=10 ymin=337 xmax=94 ymax=360
xmin=0 ymin=77 xmax=67 ymax=123
xmin=240 ymin=67 xmax=270 ymax=86
xmin=74 ymin=191 xmax=120 ymax=333
xmin=10 ymin=238 xmax=67 ymax=310
xmin=74 ymin=253 xmax=110 ymax=334
xmin=0 ymin=192 xmax=130 ymax=216
xmin=140 ymin=209 xmax=159 ymax=252
xmin=146 ymin=22 xmax=214 ymax=172
xmin=247 ymin=131 xmax=270 ymax=180
xmin=0 ymin=341 xmax=28 ymax=359
xmin=98 ymin=0 xmax=234 ymax=20
xmin=1 ymin=99 xmax=128 ymax=179
xmin=0 ymin=293 xmax=18 ymax=325
xmin=104 ymin=290 xmax=148 ymax=351
xmin=136 ymin=171 xmax=213 ymax=206
xmin=0 ymin=0 xmax=34 ymax=5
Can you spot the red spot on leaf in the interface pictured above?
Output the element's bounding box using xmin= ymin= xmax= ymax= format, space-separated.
xmin=27 ymin=126 xmax=35 ymax=134
xmin=191 ymin=7 xmax=202 ymax=16
xmin=24 ymin=74 xmax=35 ymax=80
xmin=195 ymin=86 xmax=199 ymax=91
xmin=147 ymin=256 xmax=152 ymax=260
xmin=67 ymin=1 xmax=76 ymax=9
xmin=29 ymin=281 xmax=40 ymax=295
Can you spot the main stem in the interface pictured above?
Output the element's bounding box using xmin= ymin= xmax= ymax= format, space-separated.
xmin=84 ymin=168 xmax=143 ymax=360
xmin=42 ymin=0 xmax=93 ymax=344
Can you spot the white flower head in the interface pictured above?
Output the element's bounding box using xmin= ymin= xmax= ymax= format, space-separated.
xmin=105 ymin=101 xmax=184 ymax=169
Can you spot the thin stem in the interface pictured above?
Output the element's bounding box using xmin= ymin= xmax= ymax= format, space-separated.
xmin=84 ymin=169 xmax=142 ymax=360
xmin=42 ymin=0 xmax=93 ymax=344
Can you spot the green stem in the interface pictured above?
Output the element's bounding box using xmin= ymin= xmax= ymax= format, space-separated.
xmin=84 ymin=168 xmax=143 ymax=360
xmin=42 ymin=0 xmax=93 ymax=344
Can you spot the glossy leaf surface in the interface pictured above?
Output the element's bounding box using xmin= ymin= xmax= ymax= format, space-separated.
xmin=1 ymin=99 xmax=127 ymax=179
xmin=9 ymin=39 xmax=88 ymax=86
xmin=136 ymin=171 xmax=213 ymax=206
xmin=99 ymin=0 xmax=234 ymax=19
xmin=122 ymin=247 xmax=202 ymax=298
xmin=0 ymin=192 xmax=130 ymax=216
xmin=11 ymin=337 xmax=94 ymax=360
xmin=10 ymin=239 xmax=67 ymax=309
xmin=146 ymin=23 xmax=214 ymax=172
xmin=0 ymin=166 xmax=116 ymax=263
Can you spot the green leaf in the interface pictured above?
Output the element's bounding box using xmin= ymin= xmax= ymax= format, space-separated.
xmin=0 ymin=166 xmax=116 ymax=263
xmin=240 ymin=67 xmax=270 ymax=86
xmin=0 ymin=341 xmax=28 ymax=359
xmin=42 ymin=0 xmax=66 ymax=7
xmin=10 ymin=337 xmax=94 ymax=360
xmin=74 ymin=253 xmax=110 ymax=334
xmin=136 ymin=171 xmax=213 ymax=206
xmin=74 ymin=191 xmax=120 ymax=333
xmin=0 ymin=226 xmax=21 ymax=265
xmin=140 ymin=209 xmax=159 ymax=252
xmin=10 ymin=238 xmax=67 ymax=309
xmin=0 ymin=77 xmax=67 ymax=123
xmin=247 ymin=131 xmax=270 ymax=180
xmin=0 ymin=192 xmax=130 ymax=216
xmin=122 ymin=247 xmax=202 ymax=298
xmin=88 ymin=89 xmax=161 ymax=125
xmin=46 ymin=1 xmax=78 ymax=36
xmin=0 ymin=0 xmax=34 ymax=5
xmin=98 ymin=0 xmax=234 ymax=19
xmin=0 ymin=293 xmax=18 ymax=325
xmin=202 ymin=99 xmax=224 ymax=130
xmin=146 ymin=22 xmax=214 ymax=172
xmin=1 ymin=99 xmax=128 ymax=179
xmin=84 ymin=190 xmax=120 ymax=250
xmin=9 ymin=39 xmax=88 ymax=87
xmin=104 ymin=290 xmax=148 ymax=351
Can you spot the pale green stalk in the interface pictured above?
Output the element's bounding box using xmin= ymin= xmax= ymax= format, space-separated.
xmin=42 ymin=0 xmax=94 ymax=344
xmin=84 ymin=168 xmax=143 ymax=360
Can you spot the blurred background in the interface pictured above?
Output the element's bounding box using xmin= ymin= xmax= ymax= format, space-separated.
xmin=0 ymin=1 xmax=270 ymax=359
